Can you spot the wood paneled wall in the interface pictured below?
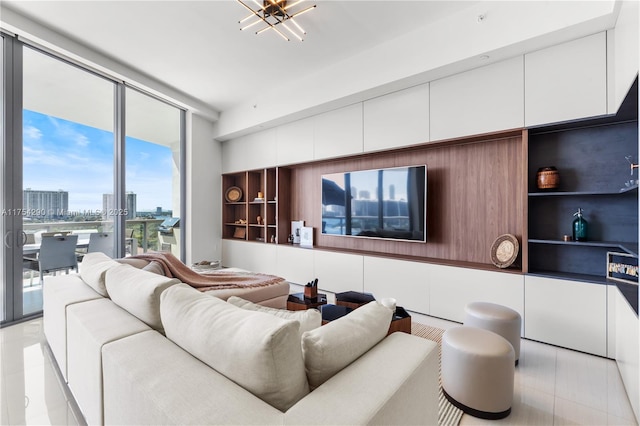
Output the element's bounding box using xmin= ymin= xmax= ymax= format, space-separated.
xmin=287 ymin=130 xmax=526 ymax=269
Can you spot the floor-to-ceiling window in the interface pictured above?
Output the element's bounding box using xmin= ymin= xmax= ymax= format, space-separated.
xmin=125 ymin=88 xmax=183 ymax=258
xmin=20 ymin=46 xmax=116 ymax=316
xmin=1 ymin=35 xmax=185 ymax=326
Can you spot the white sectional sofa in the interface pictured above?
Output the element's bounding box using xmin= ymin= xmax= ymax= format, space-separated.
xmin=43 ymin=253 xmax=440 ymax=425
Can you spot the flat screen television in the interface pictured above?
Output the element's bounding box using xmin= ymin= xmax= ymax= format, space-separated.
xmin=321 ymin=165 xmax=427 ymax=242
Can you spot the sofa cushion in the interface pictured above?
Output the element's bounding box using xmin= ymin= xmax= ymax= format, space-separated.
xmin=227 ymin=296 xmax=321 ymax=339
xmin=160 ymin=284 xmax=309 ymax=412
xmin=80 ymin=252 xmax=121 ymax=297
xmin=301 ymin=301 xmax=392 ymax=390
xmin=106 ymin=264 xmax=180 ymax=333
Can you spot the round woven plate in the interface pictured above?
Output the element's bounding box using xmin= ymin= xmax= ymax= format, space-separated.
xmin=225 ymin=186 xmax=243 ymax=202
xmin=490 ymin=234 xmax=519 ymax=268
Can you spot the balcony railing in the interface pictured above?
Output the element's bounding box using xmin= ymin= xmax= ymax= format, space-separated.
xmin=23 ymin=218 xmax=164 ymax=254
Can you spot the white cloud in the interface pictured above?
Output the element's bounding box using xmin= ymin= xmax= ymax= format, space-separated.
xmin=24 ymin=125 xmax=42 ymax=140
xmin=75 ymin=134 xmax=90 ymax=147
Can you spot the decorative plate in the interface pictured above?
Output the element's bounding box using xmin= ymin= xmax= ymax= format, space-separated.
xmin=225 ymin=186 xmax=243 ymax=202
xmin=490 ymin=234 xmax=519 ymax=268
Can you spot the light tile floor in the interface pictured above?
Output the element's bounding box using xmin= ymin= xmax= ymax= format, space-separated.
xmin=0 ymin=306 xmax=637 ymax=425
xmin=409 ymin=311 xmax=638 ymax=426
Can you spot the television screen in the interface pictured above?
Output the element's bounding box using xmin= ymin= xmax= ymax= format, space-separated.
xmin=321 ymin=165 xmax=426 ymax=242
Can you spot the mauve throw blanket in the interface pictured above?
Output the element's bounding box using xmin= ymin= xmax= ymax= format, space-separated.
xmin=130 ymin=252 xmax=285 ymax=292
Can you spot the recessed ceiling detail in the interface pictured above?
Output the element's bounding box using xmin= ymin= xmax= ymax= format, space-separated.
xmin=236 ymin=0 xmax=316 ymax=41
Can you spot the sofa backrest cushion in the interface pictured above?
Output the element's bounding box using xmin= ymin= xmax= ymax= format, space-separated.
xmin=105 ymin=264 xmax=180 ymax=333
xmin=80 ymin=252 xmax=121 ymax=297
xmin=227 ymin=296 xmax=321 ymax=339
xmin=160 ymin=284 xmax=309 ymax=412
xmin=301 ymin=301 xmax=392 ymax=390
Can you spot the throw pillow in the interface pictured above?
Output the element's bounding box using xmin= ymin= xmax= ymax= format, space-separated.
xmin=105 ymin=263 xmax=180 ymax=333
xmin=80 ymin=252 xmax=121 ymax=297
xmin=160 ymin=284 xmax=309 ymax=412
xmin=302 ymin=300 xmax=392 ymax=390
xmin=227 ymin=296 xmax=321 ymax=339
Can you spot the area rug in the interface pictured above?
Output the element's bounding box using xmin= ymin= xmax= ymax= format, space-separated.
xmin=411 ymin=322 xmax=464 ymax=426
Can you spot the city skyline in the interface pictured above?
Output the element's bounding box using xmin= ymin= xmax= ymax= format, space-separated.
xmin=23 ymin=109 xmax=174 ymax=212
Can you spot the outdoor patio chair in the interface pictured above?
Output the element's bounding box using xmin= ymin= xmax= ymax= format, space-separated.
xmin=87 ymin=232 xmax=114 ymax=258
xmin=23 ymin=235 xmax=79 ymax=286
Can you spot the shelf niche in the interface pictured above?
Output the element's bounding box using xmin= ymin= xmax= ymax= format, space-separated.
xmin=527 ymin=78 xmax=639 ymax=283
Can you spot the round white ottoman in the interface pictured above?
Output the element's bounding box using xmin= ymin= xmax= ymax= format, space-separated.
xmin=464 ymin=301 xmax=521 ymax=365
xmin=441 ymin=326 xmax=515 ymax=419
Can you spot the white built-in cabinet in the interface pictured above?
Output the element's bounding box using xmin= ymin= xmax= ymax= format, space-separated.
xmin=313 ymin=250 xmax=364 ymax=294
xmin=224 ymin=240 xmax=364 ymax=294
xmin=429 ymin=56 xmax=525 ymax=141
xmin=221 ymin=239 xmax=278 ymax=276
xmin=275 ymin=244 xmax=314 ymax=286
xmin=615 ymin=289 xmax=639 ymax=420
xmin=429 ymin=265 xmax=524 ymax=326
xmin=313 ymin=103 xmax=363 ymax=161
xmin=607 ymin=285 xmax=617 ymax=358
xmin=525 ymin=32 xmax=608 ymax=127
xmin=363 ymin=256 xmax=430 ymax=315
xmin=363 ymin=84 xmax=430 ymax=152
xmin=221 ymin=129 xmax=277 ymax=173
xmin=223 ymin=241 xmax=526 ymax=331
xmin=524 ymin=275 xmax=608 ymax=357
xmin=276 ymin=117 xmax=314 ymax=166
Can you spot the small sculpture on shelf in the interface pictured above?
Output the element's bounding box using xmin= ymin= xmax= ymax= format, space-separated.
xmin=256 ymin=215 xmax=262 ymax=225
xmin=234 ymin=218 xmax=247 ymax=224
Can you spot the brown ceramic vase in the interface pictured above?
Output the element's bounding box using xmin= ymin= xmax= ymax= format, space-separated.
xmin=536 ymin=166 xmax=559 ymax=190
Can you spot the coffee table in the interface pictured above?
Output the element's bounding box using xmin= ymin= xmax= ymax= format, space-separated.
xmin=287 ymin=292 xmax=327 ymax=311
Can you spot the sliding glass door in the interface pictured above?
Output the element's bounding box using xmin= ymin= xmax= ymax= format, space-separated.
xmin=21 ymin=46 xmax=116 ymax=316
xmin=125 ymin=88 xmax=183 ymax=258
xmin=1 ymin=35 xmax=185 ymax=325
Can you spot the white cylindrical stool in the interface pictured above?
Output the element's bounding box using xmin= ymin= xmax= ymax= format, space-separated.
xmin=464 ymin=301 xmax=521 ymax=365
xmin=441 ymin=326 xmax=515 ymax=419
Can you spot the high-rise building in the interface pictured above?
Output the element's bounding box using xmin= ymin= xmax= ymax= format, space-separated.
xmin=23 ymin=189 xmax=68 ymax=219
xmin=102 ymin=192 xmax=137 ymax=220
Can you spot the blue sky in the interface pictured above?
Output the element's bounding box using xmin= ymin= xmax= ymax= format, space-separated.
xmin=23 ymin=110 xmax=173 ymax=212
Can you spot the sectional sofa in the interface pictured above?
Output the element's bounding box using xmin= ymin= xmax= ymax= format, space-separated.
xmin=43 ymin=252 xmax=440 ymax=425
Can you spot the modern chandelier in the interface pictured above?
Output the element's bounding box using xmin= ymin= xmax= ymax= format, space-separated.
xmin=236 ymin=0 xmax=317 ymax=42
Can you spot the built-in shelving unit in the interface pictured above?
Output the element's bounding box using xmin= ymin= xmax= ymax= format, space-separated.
xmin=527 ymin=104 xmax=639 ymax=283
xmin=222 ymin=167 xmax=290 ymax=244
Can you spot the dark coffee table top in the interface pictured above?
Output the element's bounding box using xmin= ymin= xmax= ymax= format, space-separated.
xmin=320 ymin=304 xmax=352 ymax=322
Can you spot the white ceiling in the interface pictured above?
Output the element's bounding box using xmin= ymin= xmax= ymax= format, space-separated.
xmin=1 ymin=0 xmax=479 ymax=113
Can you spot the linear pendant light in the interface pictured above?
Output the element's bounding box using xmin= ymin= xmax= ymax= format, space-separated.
xmin=236 ymin=0 xmax=316 ymax=41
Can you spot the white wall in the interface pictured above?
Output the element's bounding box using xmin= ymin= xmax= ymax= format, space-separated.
xmin=186 ymin=112 xmax=220 ymax=265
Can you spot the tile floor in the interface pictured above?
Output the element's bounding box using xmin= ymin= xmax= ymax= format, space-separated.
xmin=409 ymin=312 xmax=638 ymax=426
xmin=0 ymin=307 xmax=637 ymax=425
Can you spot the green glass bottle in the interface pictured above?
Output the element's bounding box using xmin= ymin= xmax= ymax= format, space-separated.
xmin=572 ymin=208 xmax=588 ymax=241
